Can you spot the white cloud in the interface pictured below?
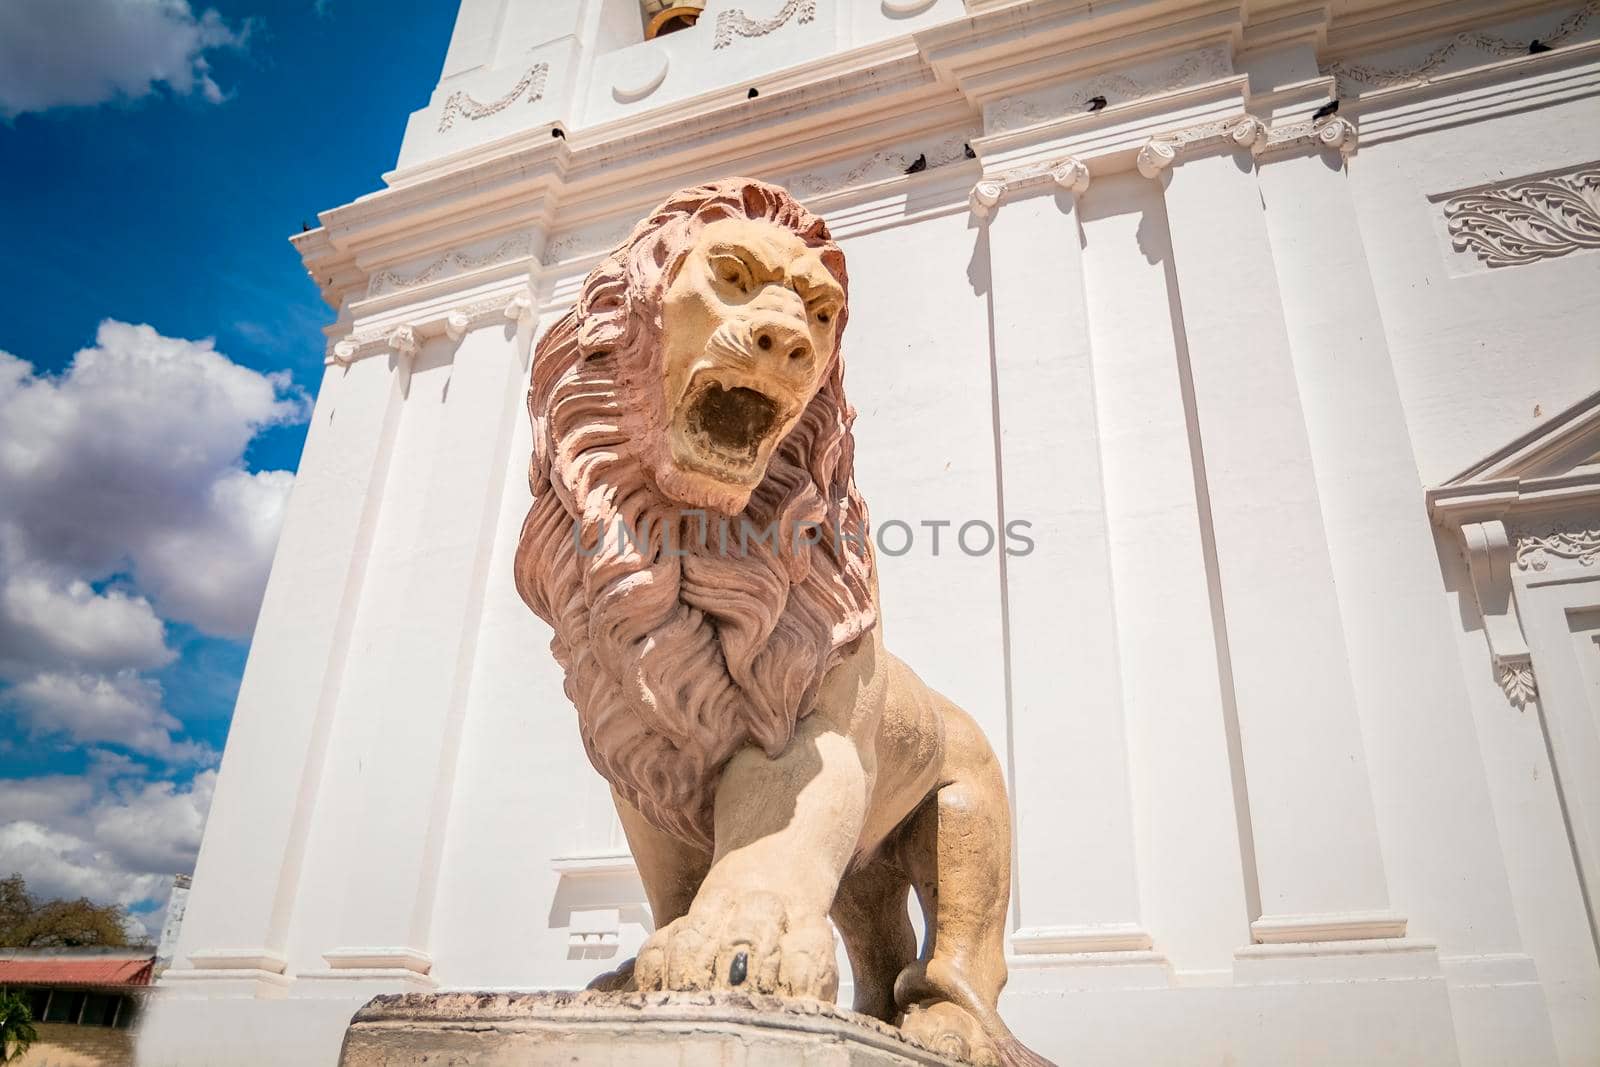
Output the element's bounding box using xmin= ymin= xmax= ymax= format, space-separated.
xmin=0 ymin=320 xmax=304 ymax=765
xmin=134 ymin=468 xmax=296 ymax=637
xmin=0 ymin=572 xmax=174 ymax=679
xmin=0 ymin=769 xmax=216 ymax=942
xmin=0 ymin=0 xmax=250 ymax=119
xmin=0 ymin=321 xmax=299 ymax=938
xmin=0 ymin=322 xmax=306 ymax=641
xmin=5 ymin=672 xmax=212 ymax=763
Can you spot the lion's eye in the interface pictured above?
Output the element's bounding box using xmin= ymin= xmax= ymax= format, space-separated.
xmin=815 ymin=309 xmax=832 ymax=324
xmin=711 ymin=256 xmax=752 ymax=293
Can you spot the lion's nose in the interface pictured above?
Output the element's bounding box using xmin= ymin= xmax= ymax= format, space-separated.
xmin=751 ymin=317 xmax=811 ymax=367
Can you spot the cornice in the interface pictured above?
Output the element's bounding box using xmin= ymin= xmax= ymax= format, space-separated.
xmin=1348 ymin=39 xmax=1600 ymax=145
xmin=294 ymin=0 xmax=1595 ymax=313
xmin=1322 ymin=0 xmax=1593 ymax=71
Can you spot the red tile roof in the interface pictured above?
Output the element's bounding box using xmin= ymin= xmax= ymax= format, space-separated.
xmin=0 ymin=956 xmax=154 ymax=988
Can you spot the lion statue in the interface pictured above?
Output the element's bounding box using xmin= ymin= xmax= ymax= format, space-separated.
xmin=514 ymin=177 xmax=1051 ymax=1067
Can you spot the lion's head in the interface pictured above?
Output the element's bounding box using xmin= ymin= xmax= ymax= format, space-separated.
xmin=513 ymin=178 xmax=877 ymax=849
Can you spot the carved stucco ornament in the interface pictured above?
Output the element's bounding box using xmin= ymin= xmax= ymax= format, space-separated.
xmin=1137 ymin=115 xmax=1268 ymax=178
xmin=1323 ymin=1 xmax=1598 ymax=93
xmin=368 ymin=235 xmax=533 ymax=298
xmin=1461 ymin=519 xmax=1539 ymax=709
xmin=1260 ymin=115 xmax=1359 ymax=159
xmin=713 ymin=0 xmax=815 ymax=49
xmin=387 ymin=325 xmax=420 ymax=361
xmin=437 ymin=64 xmax=551 ymax=132
xmin=1516 ymin=526 xmax=1600 ymax=570
xmin=1444 ymin=167 xmax=1600 ymax=268
xmin=328 ymin=288 xmax=537 ymax=366
xmin=970 ymin=155 xmax=1091 ymax=219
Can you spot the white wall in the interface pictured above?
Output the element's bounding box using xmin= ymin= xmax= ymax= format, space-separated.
xmin=143 ymin=2 xmax=1600 ymax=1064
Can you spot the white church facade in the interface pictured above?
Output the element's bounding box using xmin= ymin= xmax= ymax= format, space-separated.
xmin=141 ymin=1 xmax=1600 ymax=1063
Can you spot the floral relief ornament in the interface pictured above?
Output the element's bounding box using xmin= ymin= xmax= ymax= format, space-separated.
xmin=438 ymin=63 xmax=551 ymax=132
xmin=714 ymin=0 xmax=815 ymax=49
xmin=988 ymin=46 xmax=1232 ymax=134
xmin=1323 ymin=1 xmax=1598 ymax=92
xmin=1515 ymin=525 xmax=1600 ymax=569
xmin=368 ymin=235 xmax=533 ymax=297
xmin=1500 ymin=661 xmax=1538 ymax=709
xmin=1444 ymin=167 xmax=1600 ymax=268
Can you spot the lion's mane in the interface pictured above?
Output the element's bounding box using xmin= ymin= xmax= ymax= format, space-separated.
xmin=513 ymin=179 xmax=877 ymax=850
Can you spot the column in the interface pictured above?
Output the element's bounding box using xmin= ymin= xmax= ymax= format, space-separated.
xmin=166 ymin=338 xmax=411 ymax=994
xmin=314 ymin=300 xmax=534 ymax=982
xmin=980 ymin=162 xmax=1154 ymax=957
xmin=1152 ymin=138 xmax=1402 ymax=942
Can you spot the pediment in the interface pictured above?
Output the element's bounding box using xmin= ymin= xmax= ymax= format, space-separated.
xmin=1428 ymin=388 xmax=1600 ymax=525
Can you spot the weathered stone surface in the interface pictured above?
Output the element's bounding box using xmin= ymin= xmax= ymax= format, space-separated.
xmin=338 ymin=990 xmax=967 ymax=1066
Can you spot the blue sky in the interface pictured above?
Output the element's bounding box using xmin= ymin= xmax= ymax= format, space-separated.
xmin=0 ymin=0 xmax=457 ymax=939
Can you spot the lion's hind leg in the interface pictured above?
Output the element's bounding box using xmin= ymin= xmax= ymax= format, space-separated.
xmin=893 ymin=702 xmax=1056 ymax=1067
xmin=833 ymin=857 xmax=916 ymax=1022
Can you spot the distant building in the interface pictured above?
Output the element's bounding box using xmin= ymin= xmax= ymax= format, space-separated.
xmin=0 ymin=948 xmax=153 ymax=1066
xmin=154 ymin=874 xmax=192 ymax=970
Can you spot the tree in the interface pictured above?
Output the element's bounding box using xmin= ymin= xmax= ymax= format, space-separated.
xmin=0 ymin=992 xmax=38 ymax=1064
xmin=0 ymin=875 xmax=134 ymax=949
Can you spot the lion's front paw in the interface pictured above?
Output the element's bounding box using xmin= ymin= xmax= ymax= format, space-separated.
xmin=634 ymin=888 xmax=838 ymax=999
xmin=900 ymin=999 xmax=1001 ymax=1067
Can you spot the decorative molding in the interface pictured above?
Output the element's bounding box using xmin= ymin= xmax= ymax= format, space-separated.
xmin=970 ymin=177 xmax=1005 ymax=218
xmin=1323 ymin=2 xmax=1599 ymax=93
xmin=438 ymin=64 xmax=551 ymax=132
xmin=1499 ymin=660 xmax=1539 ymax=709
xmin=504 ymin=288 xmax=536 ymax=325
xmin=367 ymin=235 xmax=533 ymax=297
xmin=1010 ymin=923 xmax=1153 ymax=954
xmin=1443 ymin=166 xmax=1600 ymax=268
xmin=1250 ymin=911 xmax=1408 ymax=944
xmin=159 ymin=966 xmax=293 ymax=991
xmin=613 ymin=51 xmax=670 ymax=104
xmin=544 ymin=216 xmax=638 ymax=265
xmin=551 ymin=850 xmax=638 ymax=877
xmin=1136 ymin=115 xmax=1266 ymax=178
xmin=713 ymin=0 xmax=815 ymax=49
xmin=1051 ymin=157 xmax=1091 ymax=195
xmin=387 ymin=325 xmax=419 ymax=361
xmin=186 ymin=948 xmax=287 ymax=974
xmin=882 ymin=0 xmax=936 ymax=13
xmin=988 ymin=46 xmax=1232 ymax=134
xmin=328 ymin=289 xmax=532 ymax=365
xmin=787 ymin=133 xmax=971 ymax=198
xmin=1458 ymin=519 xmax=1537 ymax=710
xmin=1516 ymin=526 xmax=1600 ymax=570
xmin=1261 ymin=115 xmax=1358 ymax=158
xmin=567 ymin=908 xmax=622 ymax=957
xmin=969 ymin=154 xmax=1091 ymax=219
xmin=323 ymin=947 xmax=433 ymax=974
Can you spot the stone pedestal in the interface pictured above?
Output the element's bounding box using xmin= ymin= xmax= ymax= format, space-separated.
xmin=338 ymin=990 xmax=964 ymax=1066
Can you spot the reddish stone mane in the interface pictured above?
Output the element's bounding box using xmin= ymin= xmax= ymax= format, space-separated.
xmin=513 ymin=178 xmax=876 ymax=849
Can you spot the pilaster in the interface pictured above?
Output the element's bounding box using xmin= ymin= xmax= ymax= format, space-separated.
xmin=167 ymin=340 xmax=413 ymax=995
xmin=296 ymin=298 xmax=536 ymax=989
xmin=1148 ymin=135 xmax=1403 ymax=944
xmin=978 ymin=161 xmax=1156 ymax=963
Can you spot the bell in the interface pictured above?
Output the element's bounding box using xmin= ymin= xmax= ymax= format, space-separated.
xmin=641 ymin=0 xmax=706 ymax=38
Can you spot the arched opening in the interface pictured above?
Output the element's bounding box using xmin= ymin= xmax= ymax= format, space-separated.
xmin=642 ymin=2 xmax=704 ymax=39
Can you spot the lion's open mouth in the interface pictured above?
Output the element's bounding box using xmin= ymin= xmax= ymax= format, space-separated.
xmin=683 ymin=382 xmax=782 ymax=466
